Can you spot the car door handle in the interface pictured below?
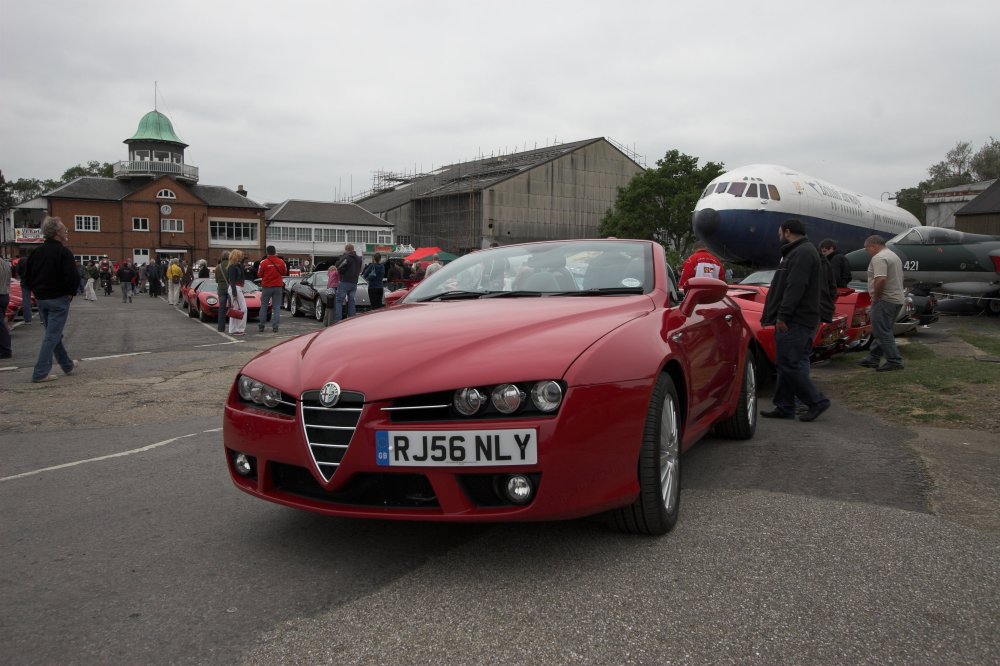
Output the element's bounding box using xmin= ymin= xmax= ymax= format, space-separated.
xmin=725 ymin=314 xmax=734 ymax=323
xmin=671 ymin=332 xmax=683 ymax=342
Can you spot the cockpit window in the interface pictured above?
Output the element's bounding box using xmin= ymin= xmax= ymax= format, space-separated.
xmin=759 ymin=183 xmax=769 ymax=200
xmin=767 ymin=184 xmax=781 ymax=201
xmin=746 ymin=183 xmax=758 ymax=198
xmin=714 ymin=182 xmax=729 ymax=194
xmin=727 ymin=182 xmax=747 ymax=197
xmin=701 ymin=185 xmax=714 ymax=199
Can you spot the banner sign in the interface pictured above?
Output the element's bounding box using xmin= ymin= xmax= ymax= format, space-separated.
xmin=14 ymin=228 xmax=44 ymax=243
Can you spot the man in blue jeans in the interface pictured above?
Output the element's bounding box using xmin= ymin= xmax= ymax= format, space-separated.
xmin=759 ymin=219 xmax=831 ymax=422
xmin=21 ymin=217 xmax=79 ymax=383
xmin=256 ymin=245 xmax=287 ymax=333
xmin=334 ymin=243 xmax=362 ymax=323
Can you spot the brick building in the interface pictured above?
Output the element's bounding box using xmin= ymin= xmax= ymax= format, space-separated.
xmin=10 ymin=110 xmax=266 ymax=267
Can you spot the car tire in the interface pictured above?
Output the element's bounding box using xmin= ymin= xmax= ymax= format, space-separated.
xmin=609 ymin=373 xmax=681 ymax=536
xmin=291 ymin=295 xmax=302 ymax=317
xmin=854 ymin=332 xmax=872 ymax=351
xmin=314 ymin=299 xmax=324 ymax=322
xmin=187 ymin=300 xmax=197 ymax=317
xmin=714 ymin=352 xmax=757 ymax=440
xmin=282 ymin=294 xmax=290 ymax=310
xmin=198 ymin=305 xmax=210 ymax=323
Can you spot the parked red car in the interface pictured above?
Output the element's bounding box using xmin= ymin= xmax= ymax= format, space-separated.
xmin=6 ymin=282 xmax=35 ymax=322
xmin=184 ymin=279 xmax=266 ymax=322
xmin=224 ymin=239 xmax=758 ymax=535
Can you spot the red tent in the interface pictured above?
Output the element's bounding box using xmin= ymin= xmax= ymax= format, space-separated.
xmin=405 ymin=247 xmax=442 ymax=262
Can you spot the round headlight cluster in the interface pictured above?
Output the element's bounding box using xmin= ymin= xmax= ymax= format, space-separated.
xmin=238 ymin=375 xmax=282 ymax=408
xmin=452 ymin=381 xmax=563 ymax=416
xmin=206 ymin=296 xmax=218 ymax=305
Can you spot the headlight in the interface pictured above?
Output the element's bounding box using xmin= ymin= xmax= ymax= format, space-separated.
xmin=491 ymin=384 xmax=524 ymax=414
xmin=453 ymin=387 xmax=486 ymax=415
xmin=206 ymin=296 xmax=218 ymax=305
xmin=530 ymin=381 xmax=563 ymax=412
xmin=238 ymin=375 xmax=282 ymax=407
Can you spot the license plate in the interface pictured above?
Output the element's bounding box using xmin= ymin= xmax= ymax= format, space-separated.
xmin=375 ymin=429 xmax=537 ymax=467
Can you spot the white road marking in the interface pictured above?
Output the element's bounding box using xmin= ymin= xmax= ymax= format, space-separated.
xmin=80 ymin=351 xmax=152 ymax=361
xmin=0 ymin=428 xmax=222 ymax=482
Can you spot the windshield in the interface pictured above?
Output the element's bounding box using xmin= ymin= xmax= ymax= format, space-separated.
xmin=198 ymin=280 xmax=259 ymax=294
xmin=739 ymin=270 xmax=775 ymax=286
xmin=406 ymin=240 xmax=654 ymax=302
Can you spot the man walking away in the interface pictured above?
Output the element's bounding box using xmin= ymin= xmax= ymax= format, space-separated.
xmin=165 ymin=259 xmax=183 ymax=305
xmin=116 ymin=260 xmax=136 ymax=303
xmin=256 ymin=245 xmax=287 ymax=333
xmin=760 ymin=219 xmax=831 ymax=422
xmin=819 ymin=239 xmax=852 ymax=288
xmin=22 ymin=217 xmax=78 ymax=382
xmin=334 ymin=244 xmax=362 ymax=323
xmin=858 ymin=235 xmax=906 ymax=372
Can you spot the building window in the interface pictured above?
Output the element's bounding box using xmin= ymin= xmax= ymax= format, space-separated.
xmin=133 ymin=217 xmax=150 ymax=231
xmin=296 ymin=227 xmax=312 ymax=242
xmin=286 ymin=257 xmax=301 ymax=269
xmin=314 ymin=227 xmax=345 ymax=243
xmin=161 ymin=218 xmax=184 ymax=233
xmin=397 ymin=235 xmax=411 ymax=246
xmin=75 ymin=215 xmax=100 ymax=232
xmin=377 ymin=230 xmax=392 ymax=244
xmin=134 ymin=248 xmax=150 ymax=265
xmin=153 ymin=151 xmax=171 ymax=162
xmin=210 ymin=220 xmax=258 ymax=241
xmin=76 ymin=254 xmax=101 ymax=266
xmin=133 ymin=150 xmax=150 ymax=161
xmin=157 ymin=189 xmax=176 ymax=199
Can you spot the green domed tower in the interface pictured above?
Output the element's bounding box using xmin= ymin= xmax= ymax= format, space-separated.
xmin=114 ymin=110 xmax=199 ymax=183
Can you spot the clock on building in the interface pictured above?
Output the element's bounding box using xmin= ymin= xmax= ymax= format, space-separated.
xmin=160 ymin=204 xmax=172 ymax=215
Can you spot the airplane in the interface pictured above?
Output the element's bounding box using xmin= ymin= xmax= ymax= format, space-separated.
xmin=845 ymin=226 xmax=1000 ymax=313
xmin=692 ymin=164 xmax=920 ymax=267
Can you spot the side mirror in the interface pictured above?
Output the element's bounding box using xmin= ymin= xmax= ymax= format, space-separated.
xmin=679 ymin=277 xmax=728 ymax=317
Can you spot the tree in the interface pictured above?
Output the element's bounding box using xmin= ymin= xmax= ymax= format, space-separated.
xmin=61 ymin=160 xmax=114 ymax=181
xmin=971 ymin=136 xmax=1000 ymax=181
xmin=599 ymin=150 xmax=725 ymax=261
xmin=926 ymin=141 xmax=973 ymax=188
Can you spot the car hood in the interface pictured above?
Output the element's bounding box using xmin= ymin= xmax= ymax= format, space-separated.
xmin=250 ymin=297 xmax=654 ymax=400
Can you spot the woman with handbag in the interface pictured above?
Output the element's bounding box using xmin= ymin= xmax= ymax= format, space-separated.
xmin=226 ymin=249 xmax=247 ymax=336
xmin=324 ymin=260 xmax=341 ymax=327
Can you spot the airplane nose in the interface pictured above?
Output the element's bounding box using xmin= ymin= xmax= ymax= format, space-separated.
xmin=692 ymin=208 xmax=720 ymax=239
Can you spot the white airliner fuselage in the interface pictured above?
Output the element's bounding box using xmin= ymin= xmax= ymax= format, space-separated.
xmin=692 ymin=164 xmax=920 ymax=267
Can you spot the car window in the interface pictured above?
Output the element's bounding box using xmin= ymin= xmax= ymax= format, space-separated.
xmin=407 ymin=240 xmax=653 ymax=300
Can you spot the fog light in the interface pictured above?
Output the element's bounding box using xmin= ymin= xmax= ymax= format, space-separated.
xmin=504 ymin=474 xmax=533 ymax=504
xmin=234 ymin=453 xmax=254 ymax=476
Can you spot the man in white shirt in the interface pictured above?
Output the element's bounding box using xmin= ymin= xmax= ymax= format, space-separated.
xmin=859 ymin=235 xmax=906 ymax=372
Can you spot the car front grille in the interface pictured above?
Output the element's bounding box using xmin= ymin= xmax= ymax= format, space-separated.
xmin=300 ymin=389 xmax=365 ymax=481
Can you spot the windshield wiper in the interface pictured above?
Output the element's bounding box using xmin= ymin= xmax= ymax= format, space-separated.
xmin=481 ymin=290 xmax=544 ymax=299
xmin=558 ymin=287 xmax=645 ymax=296
xmin=414 ymin=291 xmax=488 ymax=302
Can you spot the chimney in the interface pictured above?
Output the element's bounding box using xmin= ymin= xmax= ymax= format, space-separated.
xmin=236 ymin=184 xmax=247 ymax=197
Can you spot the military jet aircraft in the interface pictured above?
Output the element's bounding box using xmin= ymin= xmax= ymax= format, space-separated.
xmin=845 ymin=226 xmax=1000 ymax=314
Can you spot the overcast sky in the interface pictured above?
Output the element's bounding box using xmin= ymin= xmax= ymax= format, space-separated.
xmin=2 ymin=0 xmax=997 ymax=206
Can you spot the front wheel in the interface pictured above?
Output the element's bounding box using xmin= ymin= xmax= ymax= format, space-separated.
xmin=714 ymin=352 xmax=757 ymax=439
xmin=314 ymin=299 xmax=324 ymax=322
xmin=290 ymin=295 xmax=302 ymax=317
xmin=610 ymin=373 xmax=681 ymax=535
xmin=198 ymin=305 xmax=210 ymax=323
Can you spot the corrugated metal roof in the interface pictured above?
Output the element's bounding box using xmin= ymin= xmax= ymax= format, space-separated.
xmin=955 ymin=179 xmax=1000 ymax=215
xmin=358 ymin=138 xmax=604 ymax=213
xmin=266 ymin=200 xmax=391 ymax=227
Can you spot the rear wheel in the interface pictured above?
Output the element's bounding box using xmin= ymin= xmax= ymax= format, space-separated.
xmin=610 ymin=373 xmax=681 ymax=535
xmin=290 ymin=295 xmax=302 ymax=317
xmin=714 ymin=352 xmax=757 ymax=439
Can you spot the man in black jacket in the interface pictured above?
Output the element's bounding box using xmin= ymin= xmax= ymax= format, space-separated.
xmin=22 ymin=217 xmax=79 ymax=382
xmin=760 ymin=219 xmax=831 ymax=422
xmin=819 ymin=239 xmax=852 ymax=288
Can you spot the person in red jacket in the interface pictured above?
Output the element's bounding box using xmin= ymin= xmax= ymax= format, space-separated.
xmin=678 ymin=241 xmax=724 ymax=291
xmin=256 ymin=245 xmax=287 ymax=333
